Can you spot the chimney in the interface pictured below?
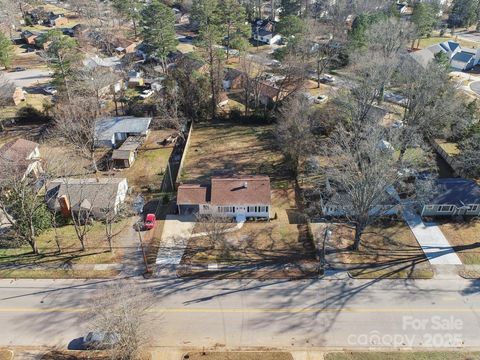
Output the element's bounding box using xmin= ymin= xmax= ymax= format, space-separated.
xmin=243 ymin=182 xmax=248 ymax=188
xmin=58 ymin=195 xmax=71 ymax=218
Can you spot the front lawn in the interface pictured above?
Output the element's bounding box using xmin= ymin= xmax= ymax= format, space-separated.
xmin=324 ymin=221 xmax=433 ymax=279
xmin=182 ymin=188 xmax=316 ymax=267
xmin=0 ymin=219 xmax=130 ymax=278
xmin=439 ymin=219 xmax=480 ymax=265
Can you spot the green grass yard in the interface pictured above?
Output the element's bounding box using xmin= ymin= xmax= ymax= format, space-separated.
xmin=0 ymin=219 xmax=129 ymax=278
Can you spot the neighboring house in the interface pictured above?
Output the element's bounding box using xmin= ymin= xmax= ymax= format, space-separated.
xmin=21 ymin=30 xmax=38 ymax=45
xmin=177 ymin=176 xmax=272 ymax=221
xmin=223 ymin=68 xmax=245 ymax=90
xmin=47 ymin=13 xmax=68 ymax=27
xmin=111 ymin=136 xmax=144 ymax=168
xmin=257 ymin=81 xmax=287 ymax=105
xmin=45 ymin=178 xmax=128 ymax=219
xmin=98 ymin=78 xmax=125 ymax=97
xmin=95 ymin=116 xmax=152 ymax=148
xmin=71 ymin=23 xmax=90 ymax=38
xmin=420 ymin=178 xmax=480 ymax=217
xmin=409 ymin=41 xmax=480 ymax=71
xmin=0 ymin=138 xmax=42 ymax=180
xmin=320 ymin=179 xmax=400 ymax=217
xmin=172 ymin=7 xmax=189 ymax=24
xmin=127 ymin=70 xmax=144 ymax=88
xmin=2 ymin=87 xmax=26 ymax=106
xmin=83 ymin=55 xmax=122 ymax=71
xmin=252 ymin=19 xmax=281 ymax=45
xmin=175 ymin=54 xmax=209 ymax=74
xmin=114 ymin=38 xmax=139 ymax=54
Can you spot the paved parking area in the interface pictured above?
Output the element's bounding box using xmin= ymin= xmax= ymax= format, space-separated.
xmin=3 ymin=68 xmax=52 ymax=88
xmin=155 ymin=215 xmax=195 ymax=272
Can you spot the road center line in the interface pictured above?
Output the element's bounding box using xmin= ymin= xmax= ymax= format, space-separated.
xmin=0 ymin=307 xmax=478 ymax=314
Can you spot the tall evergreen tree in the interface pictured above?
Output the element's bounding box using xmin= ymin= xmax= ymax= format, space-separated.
xmin=192 ymin=0 xmax=224 ymax=118
xmin=448 ymin=0 xmax=479 ymax=28
xmin=0 ymin=31 xmax=14 ymax=69
xmin=280 ymin=0 xmax=300 ymax=16
xmin=222 ymin=0 xmax=250 ymax=59
xmin=141 ymin=0 xmax=178 ymax=72
xmin=411 ymin=2 xmax=436 ymax=48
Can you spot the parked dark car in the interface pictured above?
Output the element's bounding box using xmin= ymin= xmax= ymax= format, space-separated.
xmin=83 ymin=331 xmax=119 ymax=350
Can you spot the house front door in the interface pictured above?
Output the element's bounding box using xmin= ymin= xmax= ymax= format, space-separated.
xmin=235 ymin=206 xmax=246 ymax=214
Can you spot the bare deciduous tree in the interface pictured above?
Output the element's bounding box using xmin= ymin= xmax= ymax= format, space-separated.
xmin=53 ymin=96 xmax=102 ymax=173
xmin=275 ymin=94 xmax=319 ymax=177
xmin=321 ymin=124 xmax=401 ymax=250
xmin=195 ymin=213 xmax=233 ymax=258
xmin=87 ymin=280 xmax=155 ymax=360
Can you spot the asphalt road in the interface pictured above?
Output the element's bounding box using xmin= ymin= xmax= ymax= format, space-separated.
xmin=2 ymin=68 xmax=53 ymax=88
xmin=1 ymin=277 xmax=479 ymax=350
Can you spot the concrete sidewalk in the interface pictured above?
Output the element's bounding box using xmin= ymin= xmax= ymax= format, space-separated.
xmin=403 ymin=207 xmax=462 ymax=265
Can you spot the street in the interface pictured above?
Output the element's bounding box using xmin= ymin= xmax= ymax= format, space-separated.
xmin=2 ymin=68 xmax=53 ymax=88
xmin=1 ymin=276 xmax=479 ymax=350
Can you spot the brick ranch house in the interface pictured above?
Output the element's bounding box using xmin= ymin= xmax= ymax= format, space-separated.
xmin=177 ymin=176 xmax=272 ymax=221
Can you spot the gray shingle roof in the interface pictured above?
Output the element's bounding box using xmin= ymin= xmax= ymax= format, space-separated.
xmin=430 ymin=178 xmax=480 ymax=206
xmin=95 ymin=116 xmax=152 ymax=142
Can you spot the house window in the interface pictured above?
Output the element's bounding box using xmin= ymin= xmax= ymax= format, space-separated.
xmin=426 ymin=205 xmax=434 ymax=210
xmin=439 ymin=205 xmax=453 ymax=212
xmin=467 ymin=205 xmax=478 ymax=212
xmin=202 ymin=205 xmax=209 ymax=210
xmin=219 ymin=206 xmax=234 ymax=213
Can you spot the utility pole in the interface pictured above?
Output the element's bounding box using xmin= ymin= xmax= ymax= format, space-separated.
xmin=321 ymin=227 xmax=332 ymax=272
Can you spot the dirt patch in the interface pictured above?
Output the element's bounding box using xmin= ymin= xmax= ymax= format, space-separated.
xmin=439 ymin=219 xmax=480 ymax=265
xmin=184 ymin=352 xmax=294 ymax=360
xmin=41 ymin=350 xmax=108 ymax=359
xmin=327 ymin=221 xmax=433 ymax=279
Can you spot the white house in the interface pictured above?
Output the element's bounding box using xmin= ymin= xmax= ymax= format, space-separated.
xmin=420 ymin=178 xmax=480 ymax=217
xmin=177 ymin=176 xmax=272 ymax=221
xmin=0 ymin=138 xmax=42 ymax=180
xmin=252 ymin=19 xmax=282 ymax=45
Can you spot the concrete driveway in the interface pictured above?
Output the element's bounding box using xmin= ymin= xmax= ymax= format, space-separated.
xmin=155 ymin=215 xmax=195 ymax=274
xmin=403 ymin=207 xmax=462 ymax=265
xmin=2 ymin=68 xmax=53 ymax=88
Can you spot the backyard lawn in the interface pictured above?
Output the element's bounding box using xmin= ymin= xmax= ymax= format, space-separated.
xmin=182 ymin=188 xmax=316 ymax=265
xmin=120 ymin=129 xmax=175 ymax=197
xmin=0 ymin=219 xmax=130 ymax=279
xmin=321 ymin=221 xmax=433 ymax=279
xmin=439 ymin=220 xmax=480 ymax=265
xmin=180 ymin=123 xmax=289 ymax=185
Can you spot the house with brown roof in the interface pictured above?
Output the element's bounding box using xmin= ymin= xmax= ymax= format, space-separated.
xmin=0 ymin=138 xmax=42 ymax=180
xmin=177 ymin=176 xmax=272 ymax=221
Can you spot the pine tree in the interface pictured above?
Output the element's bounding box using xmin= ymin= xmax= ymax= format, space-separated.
xmin=222 ymin=0 xmax=250 ymax=59
xmin=0 ymin=31 xmax=14 ymax=69
xmin=192 ymin=0 xmax=224 ymax=118
xmin=141 ymin=0 xmax=178 ymax=72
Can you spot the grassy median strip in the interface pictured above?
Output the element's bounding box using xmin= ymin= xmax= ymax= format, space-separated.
xmin=325 ymin=352 xmax=480 ymax=360
xmin=184 ymin=352 xmax=293 ymax=360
